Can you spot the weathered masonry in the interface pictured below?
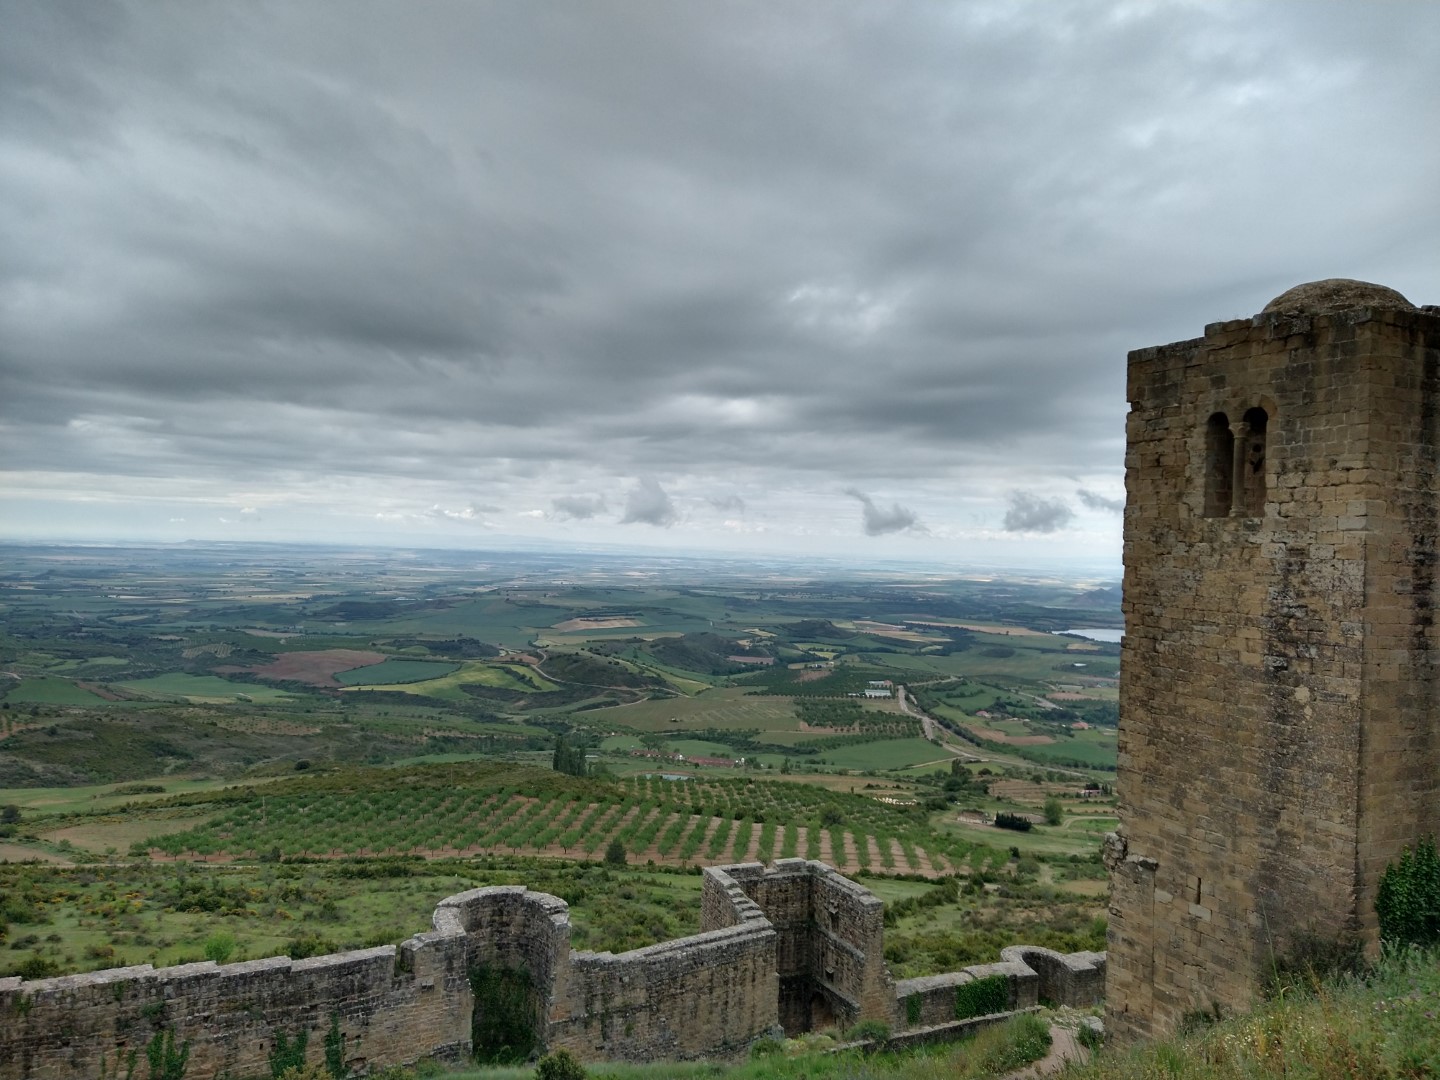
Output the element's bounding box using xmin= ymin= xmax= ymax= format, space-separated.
xmin=1 ymin=860 xmax=1104 ymax=1077
xmin=1108 ymin=279 xmax=1440 ymax=1041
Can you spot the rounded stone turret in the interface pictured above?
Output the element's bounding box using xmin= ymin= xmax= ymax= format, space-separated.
xmin=1261 ymin=278 xmax=1415 ymax=315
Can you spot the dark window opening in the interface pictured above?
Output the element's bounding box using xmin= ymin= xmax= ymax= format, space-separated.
xmin=1241 ymin=407 xmax=1268 ymax=516
xmin=1203 ymin=413 xmax=1233 ymax=518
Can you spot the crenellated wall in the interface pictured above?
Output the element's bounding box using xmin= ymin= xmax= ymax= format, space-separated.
xmin=1 ymin=862 xmax=1105 ymax=1076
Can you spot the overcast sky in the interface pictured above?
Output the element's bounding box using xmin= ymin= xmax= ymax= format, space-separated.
xmin=3 ymin=2 xmax=1437 ymax=570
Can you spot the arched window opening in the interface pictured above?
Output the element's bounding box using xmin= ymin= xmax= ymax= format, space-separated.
xmin=1203 ymin=413 xmax=1233 ymax=518
xmin=1241 ymin=407 xmax=1268 ymax=516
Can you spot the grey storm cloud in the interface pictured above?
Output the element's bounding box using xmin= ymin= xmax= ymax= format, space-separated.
xmin=707 ymin=495 xmax=747 ymax=514
xmin=552 ymin=496 xmax=607 ymax=520
xmin=1 ymin=2 xmax=1437 ymax=558
xmin=1003 ymin=492 xmax=1074 ymax=534
xmin=845 ymin=488 xmax=922 ymax=537
xmin=620 ymin=478 xmax=677 ymax=527
xmin=1077 ymin=489 xmax=1124 ymax=514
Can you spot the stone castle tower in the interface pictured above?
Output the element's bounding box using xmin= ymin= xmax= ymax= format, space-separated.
xmin=1107 ymin=279 xmax=1440 ymax=1040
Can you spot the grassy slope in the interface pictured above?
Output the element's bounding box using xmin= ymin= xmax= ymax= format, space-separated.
xmin=1069 ymin=947 xmax=1440 ymax=1079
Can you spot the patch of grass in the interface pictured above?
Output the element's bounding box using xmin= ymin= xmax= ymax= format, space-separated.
xmin=342 ymin=661 xmax=558 ymax=700
xmin=1066 ymin=946 xmax=1440 ymax=1080
xmin=819 ymin=738 xmax=947 ymax=771
xmin=4 ymin=677 xmax=113 ymax=705
xmin=0 ymin=858 xmax=703 ymax=979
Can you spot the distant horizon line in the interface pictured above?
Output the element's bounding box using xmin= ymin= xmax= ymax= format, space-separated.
xmin=0 ymin=532 xmax=1122 ymax=581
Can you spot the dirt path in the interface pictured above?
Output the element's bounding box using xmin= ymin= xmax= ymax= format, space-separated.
xmin=1003 ymin=1023 xmax=1088 ymax=1078
xmin=741 ymin=824 xmax=763 ymax=862
xmin=888 ymin=838 xmax=911 ymax=873
xmin=794 ymin=825 xmax=809 ymax=859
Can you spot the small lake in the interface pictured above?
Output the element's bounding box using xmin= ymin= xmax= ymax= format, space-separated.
xmin=1054 ymin=627 xmax=1123 ymax=643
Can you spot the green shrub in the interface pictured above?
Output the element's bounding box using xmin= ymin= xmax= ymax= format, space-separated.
xmin=1043 ymin=797 xmax=1063 ymax=826
xmin=845 ymin=1018 xmax=891 ymax=1043
xmin=203 ymin=931 xmax=236 ymax=965
xmin=1376 ymin=835 xmax=1440 ymax=949
xmin=286 ymin=932 xmax=335 ymax=960
xmin=905 ymin=992 xmax=922 ymax=1025
xmin=534 ymin=1048 xmax=586 ymax=1080
xmin=749 ymin=1036 xmax=785 ymax=1058
xmin=11 ymin=955 xmax=60 ymax=980
xmin=955 ymin=974 xmax=1010 ymax=1019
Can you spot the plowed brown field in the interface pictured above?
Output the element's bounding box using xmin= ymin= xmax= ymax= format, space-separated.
xmin=250 ymin=649 xmax=386 ymax=688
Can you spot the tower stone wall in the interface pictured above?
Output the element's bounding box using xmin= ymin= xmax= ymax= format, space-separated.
xmin=1108 ymin=280 xmax=1440 ymax=1041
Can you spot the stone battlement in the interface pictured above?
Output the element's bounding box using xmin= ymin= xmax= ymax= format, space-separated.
xmin=1 ymin=860 xmax=1104 ymax=1076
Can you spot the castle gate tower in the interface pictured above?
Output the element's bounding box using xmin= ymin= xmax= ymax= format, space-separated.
xmin=1107 ymin=280 xmax=1440 ymax=1041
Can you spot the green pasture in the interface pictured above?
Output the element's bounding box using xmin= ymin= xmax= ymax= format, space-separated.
xmin=586 ymin=689 xmax=799 ymax=732
xmin=0 ymin=776 xmax=270 ymax=817
xmin=114 ymin=674 xmax=293 ymax=703
xmin=600 ymin=735 xmax=646 ymax=752
xmin=334 ymin=659 xmax=461 ymax=686
xmin=40 ymin=657 xmax=130 ymax=671
xmin=2 ymin=677 xmax=110 ymax=705
xmin=998 ymin=731 xmax=1116 ymax=769
xmin=932 ymin=813 xmax=1102 ymax=859
xmin=359 ymin=598 xmax=564 ymax=647
xmin=865 ymin=633 xmax=1105 ymax=686
xmin=817 ymin=738 xmax=949 ymax=772
xmin=1067 ymin=815 xmax=1120 ymax=833
xmin=341 ymin=660 xmax=558 ymax=700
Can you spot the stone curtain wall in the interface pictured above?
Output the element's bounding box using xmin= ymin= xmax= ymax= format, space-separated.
xmin=1111 ymin=283 xmax=1440 ymax=1041
xmin=894 ymin=947 xmax=1105 ymax=1030
xmin=0 ymin=932 xmax=470 ymax=1080
xmin=551 ymin=923 xmax=779 ymax=1061
xmin=2 ymin=861 xmax=1108 ymax=1075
